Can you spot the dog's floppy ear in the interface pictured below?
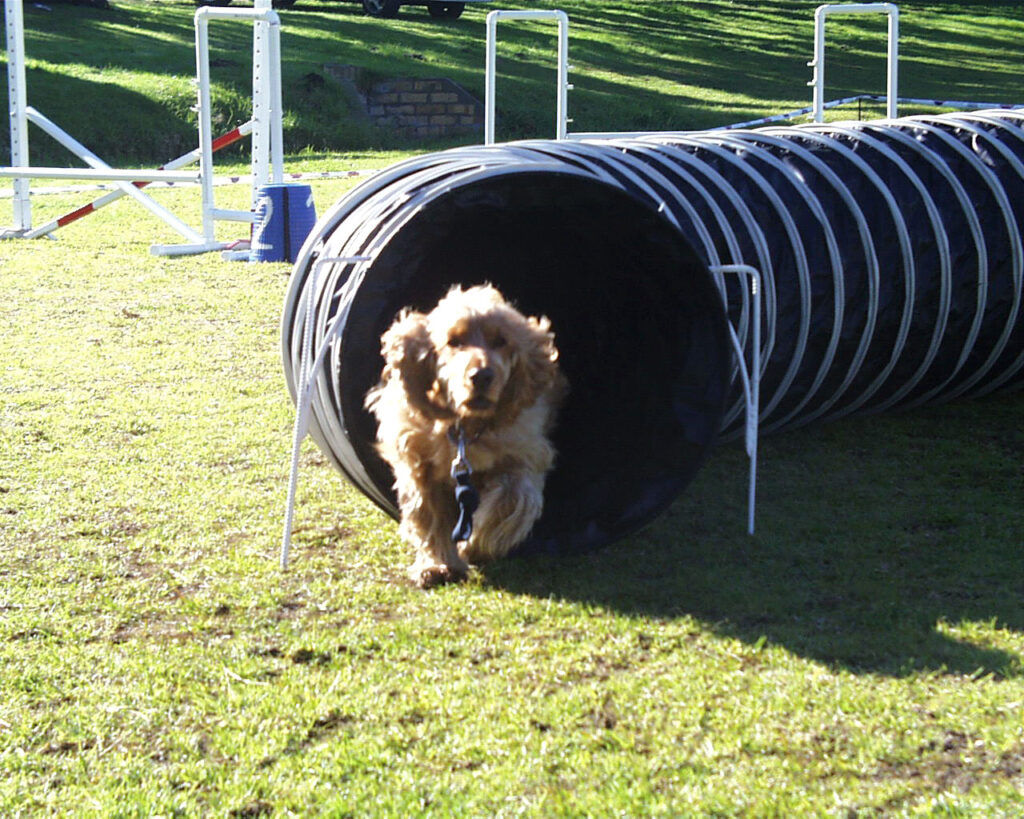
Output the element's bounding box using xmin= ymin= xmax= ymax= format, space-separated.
xmin=495 ymin=314 xmax=562 ymax=425
xmin=379 ymin=309 xmax=453 ymax=420
xmin=522 ymin=314 xmax=562 ymax=399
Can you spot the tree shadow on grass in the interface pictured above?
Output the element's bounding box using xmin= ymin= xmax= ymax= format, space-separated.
xmin=486 ymin=391 xmax=1024 ymax=678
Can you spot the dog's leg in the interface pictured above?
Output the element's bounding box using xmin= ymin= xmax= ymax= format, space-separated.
xmin=396 ymin=473 xmax=468 ymax=588
xmin=460 ymin=471 xmax=544 ymax=564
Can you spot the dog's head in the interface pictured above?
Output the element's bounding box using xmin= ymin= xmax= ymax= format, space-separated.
xmin=378 ymin=284 xmax=560 ymax=426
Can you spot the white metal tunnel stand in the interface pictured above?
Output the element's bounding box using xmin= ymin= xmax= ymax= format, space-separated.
xmin=281 ymin=256 xmax=374 ymax=570
xmin=715 ymin=264 xmax=762 ymax=537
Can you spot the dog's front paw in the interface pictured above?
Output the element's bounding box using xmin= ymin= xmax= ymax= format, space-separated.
xmin=410 ymin=562 xmax=468 ymax=589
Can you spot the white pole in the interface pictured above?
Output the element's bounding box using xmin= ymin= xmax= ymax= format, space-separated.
xmin=267 ymin=16 xmax=285 ymax=184
xmin=886 ymin=5 xmax=899 ymax=120
xmin=5 ymin=0 xmax=31 ymax=231
xmin=251 ymin=0 xmax=271 ymax=204
xmin=195 ymin=8 xmax=217 ymax=242
xmin=485 ymin=13 xmax=498 ymax=145
xmin=810 ymin=6 xmax=827 ymax=124
xmin=555 ymin=10 xmax=571 ymax=140
xmin=484 ymin=9 xmax=571 ymax=145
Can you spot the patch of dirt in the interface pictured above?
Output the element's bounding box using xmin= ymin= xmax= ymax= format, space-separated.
xmin=229 ymin=801 xmax=273 ymax=818
xmin=10 ymin=627 xmax=60 ymax=643
xmin=249 ymin=645 xmax=285 ymax=659
xmin=587 ymin=694 xmax=620 ymax=731
xmin=307 ymin=711 xmax=356 ymax=740
xmin=289 ymin=647 xmax=332 ymax=666
xmin=287 ymin=523 xmax=355 ymax=554
xmin=58 ymin=510 xmax=148 ymax=546
xmin=257 ymin=709 xmax=356 ymax=770
xmin=41 ymin=739 xmax=95 ymax=755
xmin=876 ymin=730 xmax=1024 ymax=795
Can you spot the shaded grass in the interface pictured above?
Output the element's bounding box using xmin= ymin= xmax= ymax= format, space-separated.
xmin=1 ymin=176 xmax=1023 ymax=816
xmin=492 ymin=398 xmax=1024 ymax=679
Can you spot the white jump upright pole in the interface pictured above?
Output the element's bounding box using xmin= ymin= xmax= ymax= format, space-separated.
xmin=810 ymin=3 xmax=899 ymax=124
xmin=485 ymin=9 xmax=571 ymax=145
xmin=5 ymin=0 xmax=31 ymax=234
xmin=250 ymin=0 xmax=284 ymax=206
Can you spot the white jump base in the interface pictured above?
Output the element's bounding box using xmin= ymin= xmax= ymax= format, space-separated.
xmin=0 ymin=168 xmax=202 ymax=183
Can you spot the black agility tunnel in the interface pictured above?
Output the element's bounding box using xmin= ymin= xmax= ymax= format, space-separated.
xmin=281 ymin=109 xmax=1024 ymax=555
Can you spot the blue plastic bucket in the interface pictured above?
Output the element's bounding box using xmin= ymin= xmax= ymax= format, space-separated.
xmin=251 ymin=183 xmax=317 ymax=263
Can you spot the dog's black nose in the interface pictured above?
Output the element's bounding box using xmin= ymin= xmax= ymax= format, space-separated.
xmin=469 ymin=366 xmax=495 ymax=390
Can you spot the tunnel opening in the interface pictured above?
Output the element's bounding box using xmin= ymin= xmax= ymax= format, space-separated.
xmin=284 ymin=170 xmax=733 ymax=554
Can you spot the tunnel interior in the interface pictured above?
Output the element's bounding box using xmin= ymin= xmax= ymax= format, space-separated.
xmin=323 ymin=171 xmax=734 ymax=554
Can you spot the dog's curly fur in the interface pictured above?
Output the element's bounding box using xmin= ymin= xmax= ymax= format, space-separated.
xmin=365 ymin=284 xmax=567 ymax=588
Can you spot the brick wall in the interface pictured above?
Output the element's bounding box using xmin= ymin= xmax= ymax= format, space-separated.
xmin=325 ymin=64 xmax=484 ymax=140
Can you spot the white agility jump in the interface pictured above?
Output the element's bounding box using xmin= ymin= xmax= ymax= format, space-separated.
xmin=1 ymin=0 xmax=284 ymax=256
xmin=18 ymin=123 xmax=254 ymax=241
xmin=809 ymin=3 xmax=899 ymax=123
xmin=485 ymin=9 xmax=571 ymax=145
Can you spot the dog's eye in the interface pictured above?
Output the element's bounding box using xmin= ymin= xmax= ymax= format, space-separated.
xmin=491 ymin=334 xmax=507 ymax=349
xmin=447 ymin=335 xmax=466 ymax=348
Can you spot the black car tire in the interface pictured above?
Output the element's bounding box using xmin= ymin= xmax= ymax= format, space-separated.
xmin=427 ymin=2 xmax=465 ymax=18
xmin=362 ymin=0 xmax=401 ymax=17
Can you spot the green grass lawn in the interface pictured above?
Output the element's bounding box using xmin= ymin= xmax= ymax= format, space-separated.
xmin=2 ymin=0 xmax=1024 ymax=815
xmin=2 ymin=167 xmax=1023 ymax=818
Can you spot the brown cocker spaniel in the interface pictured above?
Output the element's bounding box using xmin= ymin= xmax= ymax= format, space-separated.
xmin=365 ymin=285 xmax=567 ymax=588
